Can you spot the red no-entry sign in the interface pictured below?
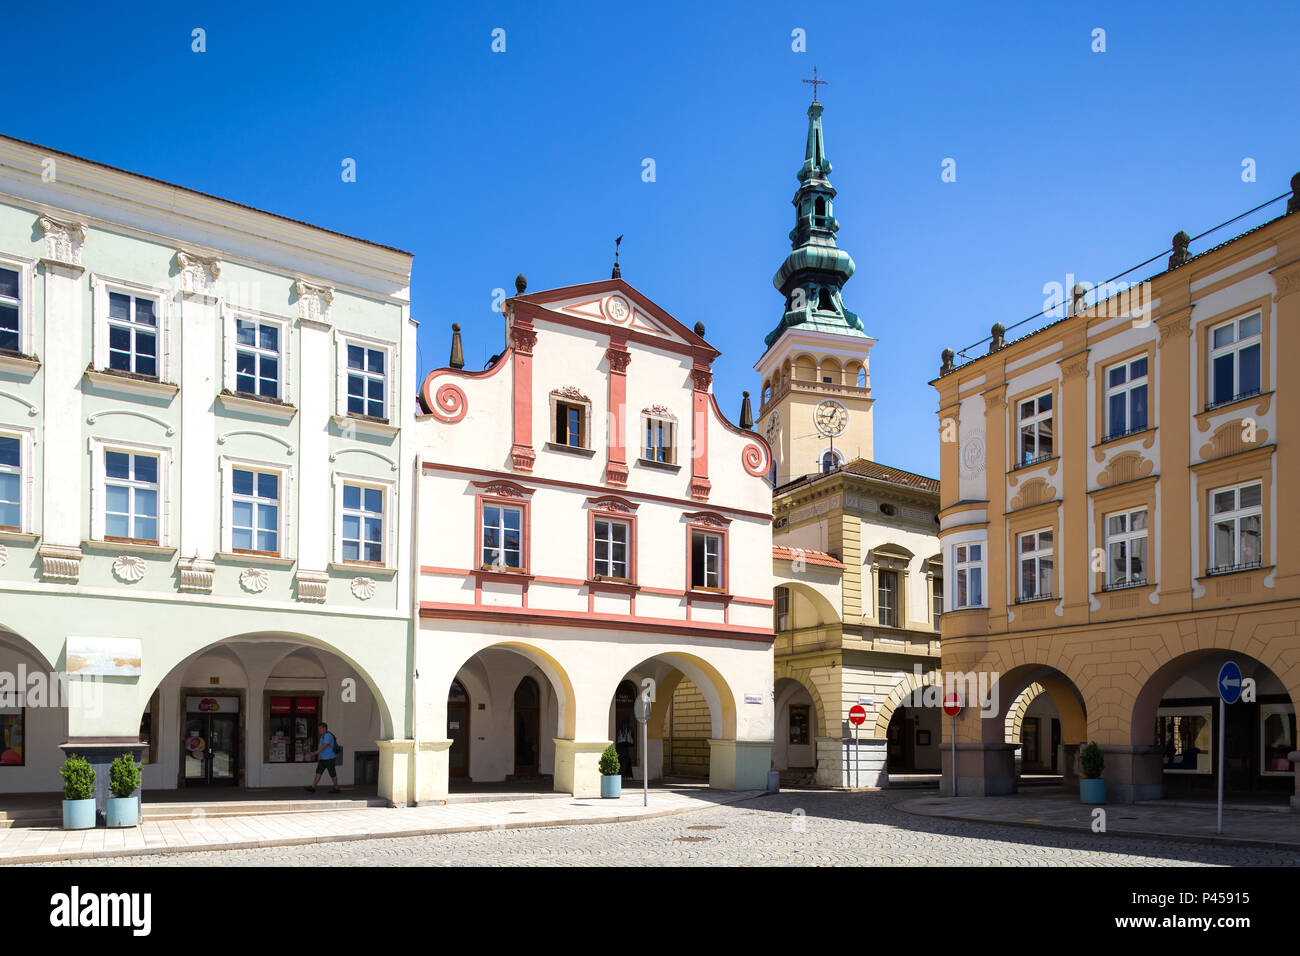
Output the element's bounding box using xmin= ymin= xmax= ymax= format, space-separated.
xmin=848 ymin=704 xmax=867 ymax=726
xmin=942 ymin=692 xmax=962 ymax=717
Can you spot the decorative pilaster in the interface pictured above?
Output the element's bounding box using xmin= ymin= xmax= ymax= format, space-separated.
xmin=177 ymin=556 xmax=216 ymax=593
xmin=178 ymin=251 xmax=222 ymax=565
xmin=38 ymin=544 xmax=83 ymax=582
xmin=510 ymin=320 xmax=537 ymax=472
xmin=294 ymin=569 xmax=329 ymax=603
xmin=37 ymin=215 xmax=86 ymax=268
xmin=689 ymin=363 xmax=713 ymax=500
xmin=176 ymin=250 xmax=222 ymax=298
xmin=604 ymin=337 xmax=631 ymax=485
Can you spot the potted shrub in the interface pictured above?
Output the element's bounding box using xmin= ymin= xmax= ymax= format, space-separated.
xmin=1079 ymin=742 xmax=1106 ymax=804
xmin=60 ymin=754 xmax=97 ymax=830
xmin=106 ymin=753 xmax=142 ymax=827
xmin=598 ymin=744 xmax=622 ymax=798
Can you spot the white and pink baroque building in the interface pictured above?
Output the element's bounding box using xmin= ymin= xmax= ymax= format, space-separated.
xmin=402 ymin=276 xmax=776 ymax=800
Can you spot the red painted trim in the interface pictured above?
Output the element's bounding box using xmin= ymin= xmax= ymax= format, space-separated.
xmin=471 ymin=479 xmax=535 ymax=498
xmin=420 ymin=565 xmax=770 ymax=605
xmin=507 ymin=277 xmax=720 ymax=360
xmin=586 ymin=494 xmax=638 ymax=512
xmin=690 ymin=365 xmax=712 ymax=501
xmin=604 ymin=335 xmax=630 ymax=486
xmin=707 ymin=392 xmax=772 ymax=479
xmin=422 ymin=461 xmax=774 ymax=523
xmin=685 ymin=515 xmax=729 ymax=595
xmin=509 ymin=319 xmax=536 ymax=471
xmin=419 ymin=601 xmax=774 ymax=643
xmin=417 ymin=350 xmax=511 ymax=415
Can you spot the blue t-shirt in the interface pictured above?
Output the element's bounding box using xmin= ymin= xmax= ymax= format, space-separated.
xmin=320 ymin=732 xmax=337 ymax=759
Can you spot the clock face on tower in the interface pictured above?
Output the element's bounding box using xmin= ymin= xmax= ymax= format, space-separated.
xmin=765 ymin=409 xmax=781 ymax=443
xmin=814 ymin=399 xmax=849 ymax=438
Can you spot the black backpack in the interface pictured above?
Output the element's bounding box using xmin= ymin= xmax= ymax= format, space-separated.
xmin=326 ymin=731 xmax=343 ymax=759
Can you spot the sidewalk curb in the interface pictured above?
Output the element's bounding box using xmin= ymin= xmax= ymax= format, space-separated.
xmin=897 ymin=799 xmax=1300 ymax=852
xmin=5 ymin=790 xmax=766 ymax=866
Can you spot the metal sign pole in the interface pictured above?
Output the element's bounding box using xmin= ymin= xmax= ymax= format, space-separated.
xmin=951 ymin=716 xmax=958 ymax=798
xmin=642 ymin=712 xmax=648 ymax=808
xmin=1217 ymin=696 xmax=1225 ymax=834
xmin=853 ymin=721 xmax=859 ymax=788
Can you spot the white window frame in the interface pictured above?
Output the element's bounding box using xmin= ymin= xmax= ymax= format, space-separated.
xmin=691 ymin=530 xmax=723 ymax=590
xmin=1207 ymin=311 xmax=1262 ymax=409
xmin=820 ymin=448 xmax=845 ymax=473
xmin=335 ymin=332 xmax=393 ymax=422
xmin=0 ymin=253 xmax=35 ymax=358
xmin=0 ymin=425 xmax=35 ymax=534
xmin=876 ymin=568 xmax=898 ymax=627
xmin=774 ymin=585 xmax=790 ymax=631
xmin=91 ymin=274 xmax=172 ymax=381
xmin=1017 ymin=392 xmax=1054 ymax=466
xmin=952 ymin=542 xmax=984 ymax=609
xmin=223 ymin=305 xmax=292 ymax=404
xmin=481 ymin=502 xmax=524 ymax=569
xmin=1208 ymin=480 xmax=1263 ymax=572
xmin=1017 ymin=528 xmax=1055 ymax=602
xmin=1104 ymin=356 xmax=1149 ymax=439
xmin=592 ymin=516 xmax=630 ymax=580
xmin=333 ymin=473 xmax=394 ymax=568
xmin=642 ymin=415 xmax=677 ymax=464
xmin=1104 ymin=507 xmax=1149 ymax=589
xmin=220 ymin=457 xmax=291 ymax=557
xmin=90 ymin=437 xmax=172 ymax=546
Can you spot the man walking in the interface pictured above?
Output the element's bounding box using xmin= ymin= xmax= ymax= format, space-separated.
xmin=304 ymin=722 xmax=341 ymax=794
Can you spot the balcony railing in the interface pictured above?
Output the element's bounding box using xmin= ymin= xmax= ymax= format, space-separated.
xmin=1206 ymin=560 xmax=1263 ymax=576
xmin=1204 ymin=388 xmax=1262 ymax=414
xmin=1015 ymin=591 xmax=1055 ymax=604
xmin=1103 ymin=577 xmax=1149 ymax=591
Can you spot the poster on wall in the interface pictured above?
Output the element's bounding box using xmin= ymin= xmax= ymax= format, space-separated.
xmin=269 ymin=735 xmax=287 ymax=763
xmin=65 ymin=637 xmax=142 ymax=677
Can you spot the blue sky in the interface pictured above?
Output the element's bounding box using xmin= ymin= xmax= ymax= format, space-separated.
xmin=8 ymin=1 xmax=1299 ymax=477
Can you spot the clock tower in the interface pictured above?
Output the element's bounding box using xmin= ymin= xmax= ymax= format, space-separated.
xmin=754 ymin=87 xmax=875 ymax=485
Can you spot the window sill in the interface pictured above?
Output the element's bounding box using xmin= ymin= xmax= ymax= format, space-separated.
xmin=1093 ymin=426 xmax=1155 ymax=450
xmin=0 ymin=529 xmax=39 ymax=544
xmin=1102 ymin=579 xmax=1152 ymax=592
xmin=218 ymin=390 xmax=297 ymax=421
xmin=473 ymin=566 xmax=533 ymax=583
xmin=1196 ymin=390 xmax=1273 ymax=423
xmin=636 ymin=457 xmax=681 ymax=471
xmin=1199 ymin=563 xmax=1270 ymax=581
xmin=82 ymin=538 xmax=177 ymax=557
xmin=0 ymin=351 xmax=40 ymax=376
xmin=217 ymin=551 xmax=296 ymax=567
xmin=1015 ymin=594 xmax=1056 ymax=605
xmin=688 ymin=587 xmax=730 ymax=601
xmin=331 ymin=414 xmax=398 ymax=438
xmin=587 ymin=577 xmax=639 ymax=592
xmin=328 ymin=561 xmax=398 ymax=576
xmin=1009 ymin=455 xmax=1058 ymax=474
xmin=84 ymin=368 xmax=179 ymax=399
xmin=545 ymin=441 xmax=596 ymax=457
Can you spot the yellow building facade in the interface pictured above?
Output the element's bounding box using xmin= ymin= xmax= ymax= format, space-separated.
xmin=933 ymin=174 xmax=1300 ymax=804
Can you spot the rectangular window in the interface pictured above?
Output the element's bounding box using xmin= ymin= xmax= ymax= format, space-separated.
xmin=346 ymin=344 xmax=386 ymax=419
xmin=592 ymin=518 xmax=629 ymax=579
xmin=932 ymin=576 xmax=944 ymax=623
xmin=555 ymin=401 xmax=584 ymax=447
xmin=774 ymin=586 xmax=790 ymax=631
xmin=267 ymin=695 xmax=320 ymax=763
xmin=1209 ymin=481 xmax=1262 ymax=573
xmin=690 ymin=531 xmax=722 ymax=590
xmin=107 ymin=291 xmax=159 ymax=378
xmin=232 ymin=468 xmax=280 ymax=555
xmin=235 ymin=318 xmax=281 ymax=400
xmin=0 ymin=433 xmax=19 ymax=531
xmin=953 ymin=544 xmax=984 ymax=609
xmin=1208 ymin=312 xmax=1262 ymax=409
xmin=1018 ymin=529 xmax=1054 ymax=601
xmin=0 ymin=266 xmax=20 ymax=354
xmin=1261 ymin=706 xmax=1297 ymax=776
xmin=1017 ymin=392 xmax=1053 ymax=466
xmin=1105 ymin=508 xmax=1148 ymax=588
xmin=104 ymin=450 xmax=159 ymax=543
xmin=1105 ymin=356 xmax=1149 ymax=439
xmin=481 ymin=504 xmax=523 ymax=569
xmin=1157 ymin=707 xmax=1212 ymax=774
xmin=644 ymin=417 xmax=676 ymax=463
xmin=0 ymin=694 xmax=22 ymax=767
xmin=342 ymin=483 xmax=385 ymax=564
xmin=877 ymin=570 xmax=898 ymax=627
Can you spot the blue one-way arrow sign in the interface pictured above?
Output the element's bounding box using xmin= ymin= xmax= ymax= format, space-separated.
xmin=1218 ymin=661 xmax=1243 ymax=705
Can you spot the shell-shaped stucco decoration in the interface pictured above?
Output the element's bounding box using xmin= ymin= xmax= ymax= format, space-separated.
xmin=350 ymin=576 xmax=377 ymax=601
xmin=0 ymin=543 xmax=7 ymax=568
xmin=240 ymin=567 xmax=270 ymax=593
xmin=113 ymin=554 xmax=147 ymax=583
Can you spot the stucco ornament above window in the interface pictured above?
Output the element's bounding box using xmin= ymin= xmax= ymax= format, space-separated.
xmin=176 ymin=250 xmax=222 ymax=297
xmin=239 ymin=567 xmax=270 ymax=593
xmin=350 ymin=576 xmax=377 ymax=601
xmin=112 ymin=555 xmax=147 ymax=583
xmin=37 ymin=215 xmax=86 ymax=265
xmin=294 ymin=279 xmax=334 ymax=325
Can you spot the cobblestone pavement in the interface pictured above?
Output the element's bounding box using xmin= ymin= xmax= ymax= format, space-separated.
xmin=34 ymin=790 xmax=1300 ymax=866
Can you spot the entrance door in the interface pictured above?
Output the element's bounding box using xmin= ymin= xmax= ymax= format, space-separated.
xmin=448 ymin=680 xmax=470 ymax=778
xmin=513 ymin=677 xmax=540 ymax=776
xmin=614 ymin=680 xmax=637 ymax=778
xmin=183 ymin=707 xmax=239 ymax=786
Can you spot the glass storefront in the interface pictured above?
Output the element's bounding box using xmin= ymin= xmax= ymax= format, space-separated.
xmin=0 ymin=693 xmax=22 ymax=766
xmin=268 ymin=695 xmax=319 ymax=763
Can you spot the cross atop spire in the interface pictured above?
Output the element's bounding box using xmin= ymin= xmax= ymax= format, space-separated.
xmin=802 ymin=66 xmax=827 ymax=104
